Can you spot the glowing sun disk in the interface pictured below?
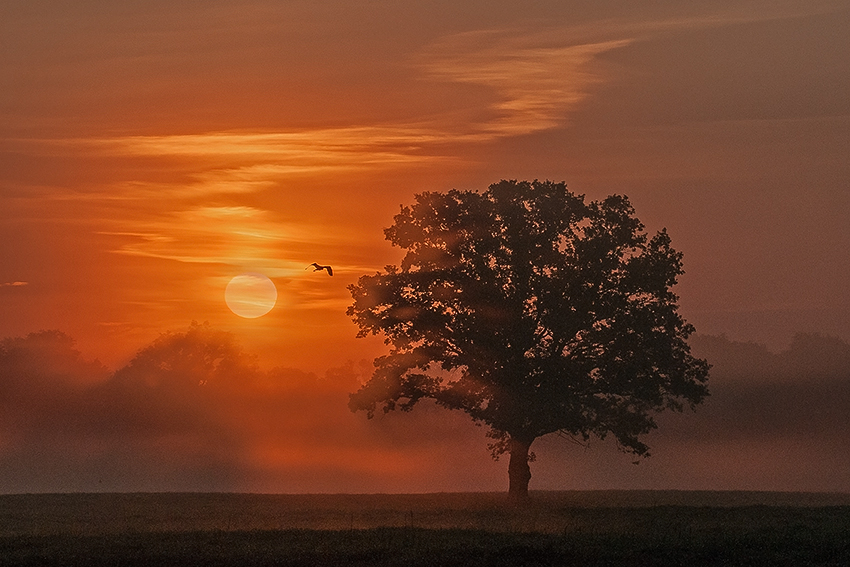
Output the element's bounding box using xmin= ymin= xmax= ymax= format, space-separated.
xmin=225 ymin=273 xmax=277 ymax=318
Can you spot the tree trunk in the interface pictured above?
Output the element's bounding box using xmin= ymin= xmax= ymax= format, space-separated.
xmin=507 ymin=437 xmax=533 ymax=500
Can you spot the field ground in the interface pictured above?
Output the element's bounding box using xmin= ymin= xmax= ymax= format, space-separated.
xmin=0 ymin=491 xmax=848 ymax=565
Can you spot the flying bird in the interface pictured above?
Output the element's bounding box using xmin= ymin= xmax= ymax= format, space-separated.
xmin=307 ymin=263 xmax=333 ymax=276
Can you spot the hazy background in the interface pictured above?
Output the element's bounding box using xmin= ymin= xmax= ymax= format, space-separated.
xmin=0 ymin=327 xmax=848 ymax=493
xmin=1 ymin=0 xmax=848 ymax=492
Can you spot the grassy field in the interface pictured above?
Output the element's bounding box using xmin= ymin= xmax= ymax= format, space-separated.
xmin=0 ymin=491 xmax=848 ymax=565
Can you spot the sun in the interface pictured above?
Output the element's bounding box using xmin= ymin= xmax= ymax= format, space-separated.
xmin=225 ymin=273 xmax=277 ymax=318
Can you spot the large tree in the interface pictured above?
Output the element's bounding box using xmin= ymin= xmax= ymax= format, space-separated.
xmin=347 ymin=180 xmax=709 ymax=498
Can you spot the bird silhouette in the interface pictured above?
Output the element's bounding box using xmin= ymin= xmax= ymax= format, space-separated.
xmin=307 ymin=263 xmax=333 ymax=276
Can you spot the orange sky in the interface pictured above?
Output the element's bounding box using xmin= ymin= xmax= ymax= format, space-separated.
xmin=2 ymin=0 xmax=849 ymax=493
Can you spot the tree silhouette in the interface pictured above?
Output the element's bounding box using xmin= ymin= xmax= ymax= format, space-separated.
xmin=0 ymin=330 xmax=109 ymax=433
xmin=348 ymin=180 xmax=710 ymax=498
xmin=111 ymin=321 xmax=259 ymax=391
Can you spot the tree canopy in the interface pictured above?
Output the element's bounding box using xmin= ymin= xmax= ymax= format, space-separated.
xmin=348 ymin=180 xmax=709 ymax=497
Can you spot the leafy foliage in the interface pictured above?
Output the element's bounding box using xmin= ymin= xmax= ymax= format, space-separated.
xmin=348 ymin=180 xmax=709 ymax=458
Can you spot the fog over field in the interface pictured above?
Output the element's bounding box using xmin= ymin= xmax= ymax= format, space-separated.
xmin=1 ymin=328 xmax=847 ymax=494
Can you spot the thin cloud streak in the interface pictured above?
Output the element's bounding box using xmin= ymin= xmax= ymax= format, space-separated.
xmin=98 ymin=205 xmax=315 ymax=275
xmin=75 ymin=128 xmax=455 ymax=165
xmin=419 ymin=34 xmax=632 ymax=136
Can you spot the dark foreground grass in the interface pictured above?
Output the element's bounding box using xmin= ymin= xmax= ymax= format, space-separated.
xmin=1 ymin=493 xmax=849 ymax=566
xmin=2 ymin=521 xmax=849 ymax=567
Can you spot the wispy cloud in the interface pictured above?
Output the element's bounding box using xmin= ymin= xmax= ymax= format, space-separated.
xmin=106 ymin=129 xmax=441 ymax=154
xmin=1 ymin=27 xmax=644 ymax=286
xmin=0 ymin=29 xmax=637 ymax=309
xmin=1 ymin=281 xmax=28 ymax=287
xmin=412 ymin=1 xmax=842 ymax=138
xmin=5 ymin=27 xmax=636 ymax=206
xmin=419 ymin=32 xmax=631 ymax=136
xmin=4 ymin=126 xmax=459 ymax=204
xmin=100 ymin=206 xmax=314 ymax=275
xmin=84 ymin=127 xmax=453 ymax=171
